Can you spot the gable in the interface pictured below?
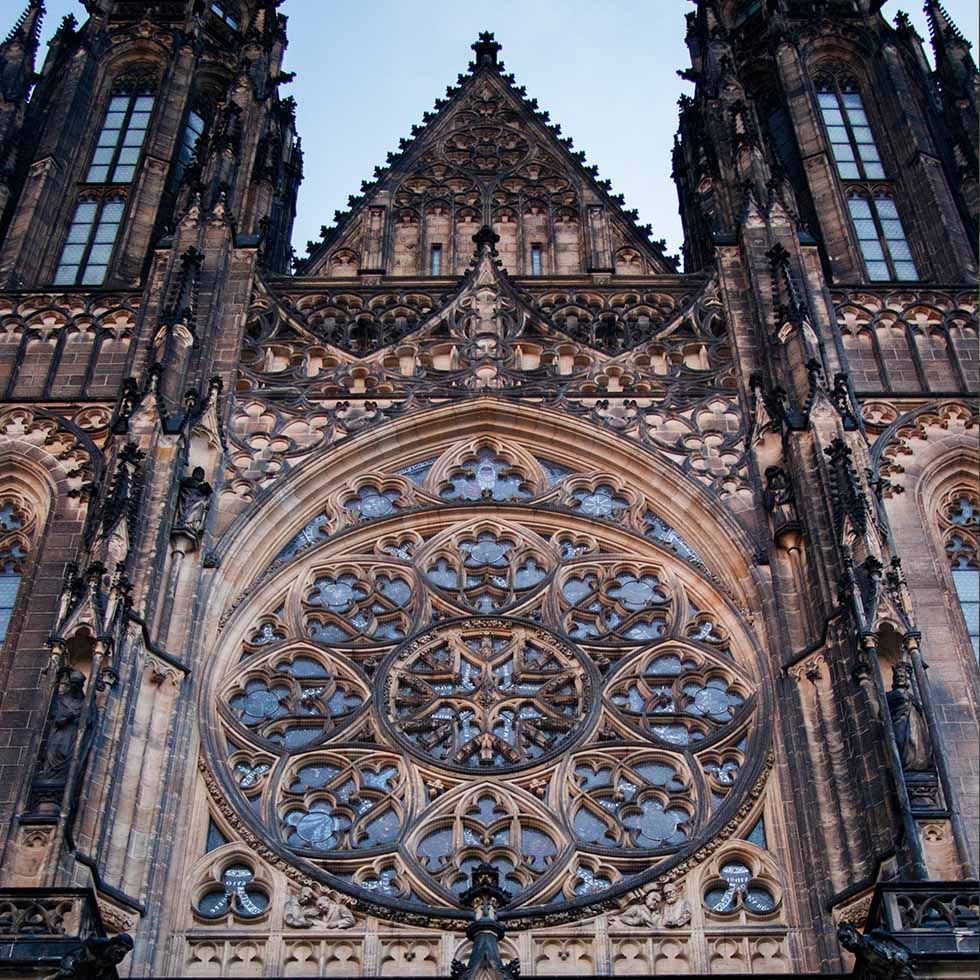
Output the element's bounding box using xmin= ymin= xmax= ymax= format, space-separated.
xmin=300 ymin=34 xmax=675 ymax=279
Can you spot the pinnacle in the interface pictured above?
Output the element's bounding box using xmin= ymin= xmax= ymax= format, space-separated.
xmin=471 ymin=30 xmax=502 ymax=69
xmin=3 ymin=0 xmax=44 ymax=47
xmin=923 ymin=0 xmax=969 ymax=45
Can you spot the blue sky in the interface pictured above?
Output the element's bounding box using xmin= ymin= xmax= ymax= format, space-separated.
xmin=30 ymin=0 xmax=980 ymax=258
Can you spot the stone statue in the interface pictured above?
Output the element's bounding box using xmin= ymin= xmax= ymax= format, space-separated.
xmin=284 ymin=887 xmax=355 ymax=930
xmin=837 ymin=922 xmax=912 ymax=979
xmin=661 ymin=881 xmax=692 ymax=928
xmin=56 ymin=932 xmax=134 ymax=979
xmin=38 ymin=670 xmax=87 ymax=780
xmin=617 ymin=887 xmax=662 ymax=928
xmin=174 ymin=466 xmax=213 ymax=535
xmin=886 ymin=662 xmax=932 ymax=772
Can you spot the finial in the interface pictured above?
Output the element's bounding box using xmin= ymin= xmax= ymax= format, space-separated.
xmin=472 ymin=224 xmax=500 ymax=256
xmin=471 ymin=30 xmax=501 ymax=68
xmin=3 ymin=0 xmax=44 ymax=48
xmin=924 ymin=0 xmax=969 ymax=45
xmin=450 ymin=863 xmax=519 ymax=980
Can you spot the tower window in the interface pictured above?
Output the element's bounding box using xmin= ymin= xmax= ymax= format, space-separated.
xmin=174 ymin=109 xmax=206 ymax=185
xmin=210 ymin=1 xmax=240 ymax=29
xmin=430 ymin=243 xmax=443 ymax=276
xmin=86 ymin=92 xmax=155 ymax=184
xmin=847 ymin=195 xmax=918 ymax=281
xmin=54 ymin=198 xmax=126 ymax=286
xmin=816 ymin=81 xmax=885 ymax=180
xmin=531 ymin=243 xmax=543 ymax=276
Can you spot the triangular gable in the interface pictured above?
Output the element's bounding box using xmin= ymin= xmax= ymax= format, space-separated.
xmin=299 ymin=32 xmax=676 ymax=278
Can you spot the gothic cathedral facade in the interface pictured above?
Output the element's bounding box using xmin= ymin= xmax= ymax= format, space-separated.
xmin=0 ymin=1 xmax=976 ymax=977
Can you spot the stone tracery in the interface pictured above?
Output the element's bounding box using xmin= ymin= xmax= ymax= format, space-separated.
xmin=205 ymin=438 xmax=766 ymax=920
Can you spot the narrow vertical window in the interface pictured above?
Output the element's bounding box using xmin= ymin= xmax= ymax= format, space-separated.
xmin=0 ymin=501 xmax=28 ymax=646
xmin=945 ymin=495 xmax=979 ymax=661
xmin=86 ymin=92 xmax=155 ymax=184
xmin=816 ymin=79 xmax=885 ymax=180
xmin=172 ymin=109 xmax=206 ymax=188
xmin=847 ymin=196 xmax=918 ymax=282
xmin=210 ymin=1 xmax=240 ymax=29
xmin=531 ymin=243 xmax=543 ymax=276
xmin=54 ymin=198 xmax=126 ymax=286
xmin=430 ymin=243 xmax=442 ymax=276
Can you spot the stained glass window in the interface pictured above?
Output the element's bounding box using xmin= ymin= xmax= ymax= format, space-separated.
xmin=0 ymin=501 xmax=28 ymax=646
xmin=174 ymin=109 xmax=206 ymax=184
xmin=816 ymin=81 xmax=885 ymax=181
xmin=86 ymin=92 xmax=155 ymax=184
xmin=945 ymin=495 xmax=979 ymax=661
xmin=847 ymin=195 xmax=918 ymax=282
xmin=208 ymin=445 xmax=764 ymax=919
xmin=54 ymin=198 xmax=126 ymax=286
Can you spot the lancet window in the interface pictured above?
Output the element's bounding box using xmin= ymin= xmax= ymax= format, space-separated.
xmin=846 ymin=194 xmax=918 ymax=283
xmin=0 ymin=498 xmax=34 ymax=645
xmin=53 ymin=77 xmax=156 ymax=286
xmin=816 ymin=76 xmax=885 ymax=181
xmin=942 ymin=491 xmax=980 ymax=661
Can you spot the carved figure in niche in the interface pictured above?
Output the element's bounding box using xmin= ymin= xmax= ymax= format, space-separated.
xmin=174 ymin=466 xmax=213 ymax=535
xmin=661 ymin=881 xmax=692 ymax=928
xmin=38 ymin=670 xmax=87 ymax=781
xmin=284 ymin=886 xmax=355 ymax=929
xmin=885 ymin=662 xmax=932 ymax=772
xmin=617 ymin=887 xmax=662 ymax=927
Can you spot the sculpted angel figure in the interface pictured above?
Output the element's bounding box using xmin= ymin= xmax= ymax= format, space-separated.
xmin=617 ymin=887 xmax=663 ymax=928
xmin=284 ymin=886 xmax=355 ymax=930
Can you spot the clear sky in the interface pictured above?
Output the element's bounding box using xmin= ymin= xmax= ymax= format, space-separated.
xmin=29 ymin=0 xmax=980 ymax=259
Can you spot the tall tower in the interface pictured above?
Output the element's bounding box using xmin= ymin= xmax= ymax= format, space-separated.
xmin=674 ymin=0 xmax=979 ymax=969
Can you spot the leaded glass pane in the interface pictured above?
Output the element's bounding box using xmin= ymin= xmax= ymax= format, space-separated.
xmin=81 ymin=265 xmax=108 ymax=285
xmin=113 ymin=165 xmax=135 ymax=182
xmin=859 ymin=239 xmax=885 ymax=262
xmin=848 ymin=198 xmax=872 ymax=219
xmin=867 ymin=260 xmax=890 ymax=280
xmin=892 ymin=261 xmax=918 ymax=280
xmin=851 ymin=126 xmax=874 ymax=144
xmin=886 ymin=239 xmax=912 ymax=261
xmin=853 ymin=218 xmax=877 ymax=240
xmin=864 ymin=161 xmax=886 ymax=179
xmin=875 ymin=197 xmax=899 ymax=219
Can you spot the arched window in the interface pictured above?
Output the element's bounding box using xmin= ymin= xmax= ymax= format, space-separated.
xmin=85 ymin=86 xmax=156 ymax=185
xmin=815 ymin=74 xmax=885 ymax=181
xmin=0 ymin=498 xmax=33 ymax=646
xmin=942 ymin=492 xmax=979 ymax=661
xmin=846 ymin=193 xmax=919 ymax=282
xmin=54 ymin=195 xmax=126 ymax=286
xmin=52 ymin=75 xmax=156 ymax=286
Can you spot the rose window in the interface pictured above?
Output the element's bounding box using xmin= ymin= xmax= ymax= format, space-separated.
xmin=381 ymin=619 xmax=594 ymax=771
xmin=207 ymin=448 xmax=765 ymax=921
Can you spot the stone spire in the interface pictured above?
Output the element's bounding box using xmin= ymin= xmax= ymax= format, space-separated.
xmin=923 ymin=0 xmax=979 ymax=226
xmin=0 ymin=0 xmax=44 ymax=103
xmin=0 ymin=1 xmax=44 ymax=225
xmin=924 ymin=0 xmax=978 ymax=99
